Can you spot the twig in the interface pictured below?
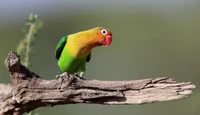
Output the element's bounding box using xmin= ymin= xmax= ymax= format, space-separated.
xmin=24 ymin=21 xmax=34 ymax=67
xmin=16 ymin=14 xmax=43 ymax=67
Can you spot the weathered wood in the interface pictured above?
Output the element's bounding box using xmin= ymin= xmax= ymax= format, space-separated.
xmin=0 ymin=51 xmax=196 ymax=115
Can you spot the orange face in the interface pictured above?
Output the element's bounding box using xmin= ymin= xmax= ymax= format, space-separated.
xmin=91 ymin=27 xmax=113 ymax=46
xmin=100 ymin=29 xmax=112 ymax=46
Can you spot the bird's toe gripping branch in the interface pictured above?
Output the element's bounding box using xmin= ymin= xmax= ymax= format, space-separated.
xmin=55 ymin=72 xmax=86 ymax=81
xmin=73 ymin=72 xmax=86 ymax=80
xmin=56 ymin=72 xmax=70 ymax=79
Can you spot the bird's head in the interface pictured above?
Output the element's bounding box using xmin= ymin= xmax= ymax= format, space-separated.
xmin=89 ymin=27 xmax=112 ymax=46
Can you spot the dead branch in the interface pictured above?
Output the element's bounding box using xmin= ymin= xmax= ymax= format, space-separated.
xmin=0 ymin=51 xmax=196 ymax=115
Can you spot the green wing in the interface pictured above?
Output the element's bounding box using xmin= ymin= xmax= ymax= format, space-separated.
xmin=55 ymin=36 xmax=68 ymax=60
xmin=86 ymin=52 xmax=91 ymax=62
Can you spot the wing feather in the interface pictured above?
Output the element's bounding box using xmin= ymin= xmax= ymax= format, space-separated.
xmin=55 ymin=36 xmax=68 ymax=60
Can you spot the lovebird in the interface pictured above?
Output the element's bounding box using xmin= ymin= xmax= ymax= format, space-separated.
xmin=55 ymin=27 xmax=112 ymax=77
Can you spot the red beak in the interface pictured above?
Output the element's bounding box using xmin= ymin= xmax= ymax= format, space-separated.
xmin=102 ymin=36 xmax=112 ymax=46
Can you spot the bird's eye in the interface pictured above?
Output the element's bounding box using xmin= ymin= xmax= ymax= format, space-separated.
xmin=101 ymin=29 xmax=107 ymax=35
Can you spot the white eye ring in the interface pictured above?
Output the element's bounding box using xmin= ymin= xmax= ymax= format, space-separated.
xmin=101 ymin=29 xmax=107 ymax=35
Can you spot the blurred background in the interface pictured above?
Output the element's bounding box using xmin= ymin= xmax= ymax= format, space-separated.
xmin=0 ymin=0 xmax=200 ymax=115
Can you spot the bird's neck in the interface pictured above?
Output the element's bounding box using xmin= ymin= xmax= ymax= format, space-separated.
xmin=66 ymin=34 xmax=99 ymax=58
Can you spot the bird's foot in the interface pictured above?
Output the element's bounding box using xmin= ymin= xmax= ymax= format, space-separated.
xmin=74 ymin=72 xmax=86 ymax=80
xmin=79 ymin=72 xmax=85 ymax=77
xmin=56 ymin=72 xmax=69 ymax=79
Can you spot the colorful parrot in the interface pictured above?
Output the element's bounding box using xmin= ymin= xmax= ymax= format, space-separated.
xmin=55 ymin=27 xmax=112 ymax=77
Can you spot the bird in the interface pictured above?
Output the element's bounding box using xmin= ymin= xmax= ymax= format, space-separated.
xmin=55 ymin=27 xmax=112 ymax=78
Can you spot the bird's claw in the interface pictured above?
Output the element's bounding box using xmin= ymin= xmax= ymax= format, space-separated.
xmin=74 ymin=73 xmax=86 ymax=80
xmin=56 ymin=72 xmax=86 ymax=80
xmin=56 ymin=72 xmax=69 ymax=79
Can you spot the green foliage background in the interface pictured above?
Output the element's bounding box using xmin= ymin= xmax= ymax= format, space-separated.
xmin=0 ymin=0 xmax=199 ymax=115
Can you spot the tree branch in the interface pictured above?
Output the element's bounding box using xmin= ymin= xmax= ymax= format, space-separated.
xmin=0 ymin=51 xmax=196 ymax=115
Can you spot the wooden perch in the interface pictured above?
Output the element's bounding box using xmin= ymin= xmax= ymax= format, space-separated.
xmin=0 ymin=51 xmax=196 ymax=115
